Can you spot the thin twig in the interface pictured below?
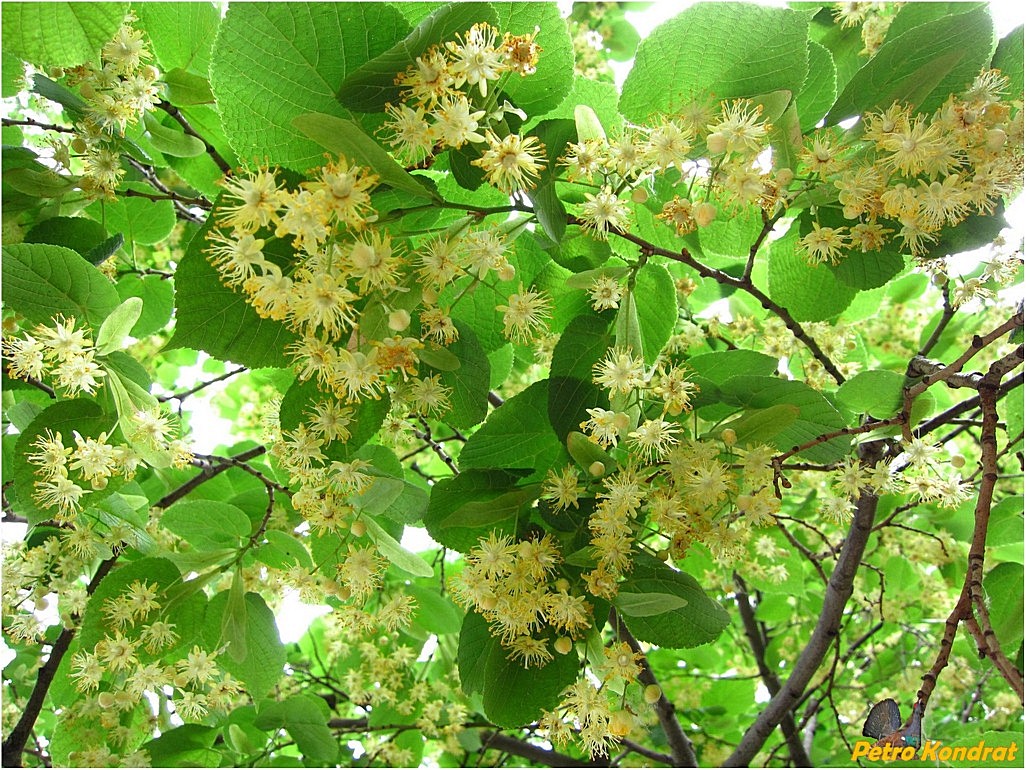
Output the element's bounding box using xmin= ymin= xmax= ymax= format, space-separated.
xmin=157 ymin=100 xmax=232 ymax=174
xmin=157 ymin=366 xmax=248 ymax=402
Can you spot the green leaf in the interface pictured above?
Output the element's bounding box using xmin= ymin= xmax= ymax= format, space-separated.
xmin=222 ymin=567 xmax=249 ymax=662
xmin=82 ymin=233 xmax=125 ymax=266
xmin=337 ymin=3 xmax=498 ymax=111
xmin=689 ymin=349 xmax=780 ymax=383
xmin=424 ymin=470 xmax=531 ymax=552
xmin=114 ymin=274 xmax=174 ymax=338
xmin=459 ymin=381 xmax=565 ymax=473
xmin=278 ymin=378 xmax=389 ymax=462
xmin=408 ymin=584 xmax=463 ymax=636
xmin=209 ymin=3 xmax=408 ymax=169
xmin=483 ymin=637 xmax=579 ymax=728
xmin=87 ymin=193 xmax=176 ymax=247
xmin=203 ymin=591 xmax=285 ymax=697
xmin=162 ymin=500 xmax=252 ymax=551
xmin=1 ymin=243 xmax=120 ymax=330
xmin=431 ymin=324 xmax=490 ymax=430
xmin=768 ymin=220 xmax=857 ymax=321
xmin=797 ymin=41 xmax=837 ymax=132
xmin=142 ymin=111 xmax=206 ymax=157
xmin=253 ymin=530 xmax=314 ymax=571
xmin=826 ymin=5 xmax=995 ymax=122
xmin=1 ymin=3 xmax=128 ymax=67
xmin=614 ymin=591 xmax=689 ymax=617
xmin=140 ymin=725 xmax=220 ymax=769
xmin=769 ymin=100 xmax=803 ymax=171
xmin=457 ymin=610 xmax=492 ymax=694
xmin=574 ymin=104 xmax=607 ymax=141
xmin=617 ymin=553 xmax=730 ymax=648
xmin=633 ymin=262 xmax=677 ymax=365
xmin=721 ymin=404 xmax=801 ymax=447
xmin=439 ymin=484 xmax=542 ymax=529
xmin=984 ymin=563 xmax=1024 ymax=655
xmin=162 ymin=68 xmax=215 ymax=105
xmin=718 ymin=375 xmax=849 ymax=463
xmin=135 ymin=3 xmax=219 ymax=76
xmin=255 ymin=695 xmax=339 ymax=764
xmin=23 ymin=216 xmax=108 ymax=258
xmin=548 ymin=313 xmax=612 ymax=441
xmin=293 ymin=112 xmax=437 ymax=200
xmin=491 ymin=3 xmax=574 ymax=116
xmin=363 ymin=515 xmax=434 ymax=577
xmin=620 ymin=3 xmax=810 ymax=122
xmin=2 ymin=50 xmax=25 ymax=97
xmin=167 ymin=223 xmax=298 ymax=368
xmin=830 ymin=248 xmax=906 ymax=290
xmin=94 ymin=297 xmax=143 ymax=355
xmin=836 ymin=370 xmax=906 ymax=419
xmin=993 ymin=25 xmax=1024 ymax=100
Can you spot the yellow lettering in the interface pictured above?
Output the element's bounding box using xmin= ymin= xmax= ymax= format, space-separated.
xmin=868 ymin=745 xmax=883 ymax=761
xmin=949 ymin=745 xmax=967 ymax=761
xmin=1009 ymin=742 xmax=1018 ymax=760
xmin=851 ymin=742 xmax=872 ymax=760
xmin=900 ymin=746 xmax=916 ymax=761
xmin=918 ymin=740 xmax=940 ymax=761
xmin=992 ymin=746 xmax=1007 ymax=761
xmin=968 ymin=740 xmax=985 ymax=761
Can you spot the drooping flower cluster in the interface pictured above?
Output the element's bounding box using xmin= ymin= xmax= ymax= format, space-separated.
xmin=796 ymin=69 xmax=1023 ymax=262
xmin=380 ymin=23 xmax=548 ymax=194
xmin=4 ymin=314 xmax=105 ymax=396
xmin=452 ymin=532 xmax=595 ymax=666
xmin=52 ymin=13 xmax=162 ymax=197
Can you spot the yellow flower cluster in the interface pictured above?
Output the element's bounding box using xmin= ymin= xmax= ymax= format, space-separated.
xmin=56 ymin=13 xmax=162 ymax=197
xmin=380 ymin=23 xmax=548 ymax=194
xmin=452 ymin=532 xmax=594 ymax=666
xmin=797 ymin=69 xmax=1023 ymax=263
xmin=4 ymin=314 xmax=105 ymax=396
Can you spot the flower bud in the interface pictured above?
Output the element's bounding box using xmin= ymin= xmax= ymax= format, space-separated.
xmin=589 ymin=461 xmax=606 ymax=477
xmin=388 ymin=309 xmax=411 ymax=331
xmin=555 ymin=578 xmax=570 ymax=592
xmin=79 ymin=82 xmax=96 ymax=100
xmin=775 ymin=168 xmax=794 ymax=187
xmin=706 ymin=131 xmax=728 ymax=155
xmin=951 ymin=454 xmax=966 ymax=469
xmin=49 ymin=67 xmax=65 ymax=79
xmin=612 ymin=412 xmax=631 ymax=432
xmin=422 ymin=286 xmax=439 ymax=304
xmin=985 ymin=127 xmax=1007 ymax=152
xmin=71 ymin=137 xmax=88 ymax=154
xmin=609 ymin=709 xmax=635 ymax=737
xmin=497 ymin=263 xmax=516 ymax=282
xmin=721 ymin=428 xmax=737 ymax=446
xmin=554 ymin=637 xmax=573 ymax=655
xmin=173 ymin=673 xmax=189 ymax=689
xmin=480 ymin=594 xmax=497 ymax=611
xmin=644 ymin=684 xmax=662 ymax=704
xmin=630 ymin=187 xmax=649 ymax=203
xmin=695 ymin=202 xmax=717 ymax=227
xmin=97 ymin=691 xmax=116 ymax=709
xmin=350 ymin=520 xmax=367 ymax=538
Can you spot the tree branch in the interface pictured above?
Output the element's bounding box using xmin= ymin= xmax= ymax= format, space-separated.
xmin=157 ymin=366 xmax=248 ymax=403
xmin=733 ymin=574 xmax=811 ymax=766
xmin=480 ymin=731 xmax=605 ymax=768
xmin=608 ymin=609 xmax=698 ymax=767
xmin=157 ymin=100 xmax=232 ymax=174
xmin=724 ymin=448 xmax=882 ymax=766
xmin=1 ymin=557 xmax=116 ymax=767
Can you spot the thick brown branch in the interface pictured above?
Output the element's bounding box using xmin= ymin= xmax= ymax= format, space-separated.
xmin=734 ymin=575 xmax=811 ymax=766
xmin=609 ymin=609 xmax=698 ymax=767
xmin=154 ymin=445 xmax=268 ymax=509
xmin=480 ymin=731 xmax=605 ymax=768
xmin=724 ymin=469 xmax=881 ymax=766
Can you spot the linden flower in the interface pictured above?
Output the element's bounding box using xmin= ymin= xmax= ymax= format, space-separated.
xmin=578 ymin=186 xmax=630 ymax=239
xmin=381 ymin=102 xmax=435 ymax=163
xmin=799 ymin=222 xmax=848 ymax=265
xmin=4 ymin=334 xmax=46 ymax=381
xmin=497 ymin=284 xmax=552 ymax=344
xmin=472 ymin=130 xmax=547 ymax=193
xmin=501 ymin=28 xmax=542 ymax=76
xmin=657 ymin=196 xmax=696 ymax=235
xmin=507 ymin=635 xmax=553 ymax=668
xmin=446 ymin=24 xmax=505 ymax=97
xmin=581 ymin=407 xmax=630 ymax=448
xmin=542 ymin=465 xmax=582 ymax=510
xmin=177 ymin=645 xmax=219 ymax=686
xmin=877 ymin=116 xmax=949 ymax=176
xmin=408 ymin=374 xmax=452 ymax=416
xmin=627 ymin=418 xmax=681 ymax=460
xmin=419 ymin=306 xmax=459 ymax=344
xmin=592 ymin=347 xmax=646 ymax=394
xmin=396 ymin=47 xmax=454 ymax=106
xmin=34 ymin=472 xmax=89 ymax=520
xmin=346 ymin=231 xmax=401 ymax=292
xmin=218 ymin=167 xmax=284 ymax=232
xmin=308 ymin=157 xmax=378 ymax=228
xmin=588 ymin=275 xmax=623 ymax=311
xmin=707 ymin=99 xmax=769 ymax=156
xmin=276 ymin=189 xmax=331 ymax=252
xmin=433 ymin=94 xmax=486 ymax=148
xmin=206 ymin=229 xmax=269 ymax=286
xmin=35 ymin=314 xmax=92 ymax=361
xmin=27 ymin=429 xmax=71 ymax=477
xmin=644 ymin=119 xmax=694 ymax=170
xmin=102 ymin=22 xmax=151 ymax=74
xmin=337 ymin=545 xmax=387 ymax=601
xmin=290 ymin=269 xmax=359 ymax=340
